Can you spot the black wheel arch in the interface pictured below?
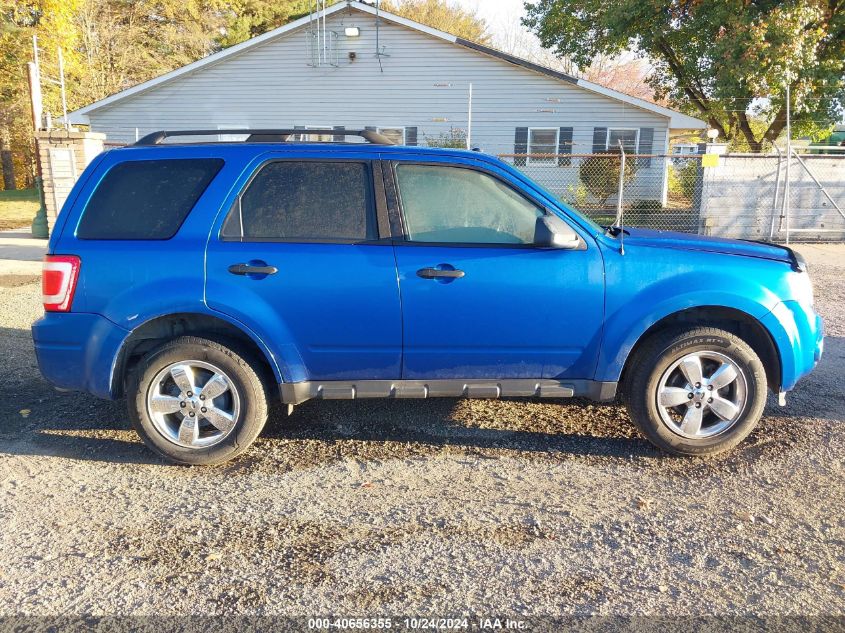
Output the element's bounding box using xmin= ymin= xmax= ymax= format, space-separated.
xmin=111 ymin=313 xmax=278 ymax=399
xmin=619 ymin=306 xmax=781 ymax=395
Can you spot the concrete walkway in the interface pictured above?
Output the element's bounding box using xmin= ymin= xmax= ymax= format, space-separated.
xmin=0 ymin=229 xmax=46 ymax=276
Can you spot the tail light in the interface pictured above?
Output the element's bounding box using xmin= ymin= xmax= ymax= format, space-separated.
xmin=42 ymin=255 xmax=81 ymax=312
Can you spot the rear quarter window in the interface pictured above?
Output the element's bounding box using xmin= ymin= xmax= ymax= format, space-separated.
xmin=76 ymin=158 xmax=224 ymax=240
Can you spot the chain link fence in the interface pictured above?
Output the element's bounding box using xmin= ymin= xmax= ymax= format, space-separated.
xmin=55 ymin=126 xmax=845 ymax=242
xmin=500 ymin=147 xmax=845 ymax=242
xmin=499 ymin=150 xmax=700 ymax=232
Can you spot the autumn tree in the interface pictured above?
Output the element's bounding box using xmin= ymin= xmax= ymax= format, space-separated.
xmin=383 ymin=0 xmax=490 ymax=43
xmin=75 ymin=0 xmax=227 ymax=105
xmin=524 ymin=0 xmax=845 ymax=151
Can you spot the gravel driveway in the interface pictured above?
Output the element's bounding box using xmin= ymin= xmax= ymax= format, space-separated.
xmin=1 ymin=245 xmax=843 ymax=623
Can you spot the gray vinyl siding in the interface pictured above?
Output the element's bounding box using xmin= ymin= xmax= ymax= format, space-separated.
xmin=87 ymin=6 xmax=670 ymax=199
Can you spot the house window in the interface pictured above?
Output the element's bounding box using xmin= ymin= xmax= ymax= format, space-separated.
xmin=607 ymin=128 xmax=639 ymax=153
xmin=292 ymin=126 xmax=334 ymax=142
xmin=527 ymin=128 xmax=558 ymax=166
xmin=377 ymin=127 xmax=405 ymax=145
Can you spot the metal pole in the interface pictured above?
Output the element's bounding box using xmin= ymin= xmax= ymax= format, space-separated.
xmin=615 ymin=141 xmax=626 ymax=254
xmin=784 ymin=81 xmax=791 ymax=244
xmin=466 ymin=83 xmax=473 ymax=150
xmin=769 ymin=144 xmax=782 ymax=240
xmin=58 ymin=47 xmax=69 ymax=130
xmin=322 ymin=0 xmax=327 ymax=65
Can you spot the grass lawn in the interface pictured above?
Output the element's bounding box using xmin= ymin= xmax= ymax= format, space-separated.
xmin=0 ymin=189 xmax=39 ymax=231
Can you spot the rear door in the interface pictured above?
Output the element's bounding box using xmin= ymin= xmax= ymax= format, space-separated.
xmin=205 ymin=154 xmax=401 ymax=383
xmin=385 ymin=156 xmax=605 ymax=380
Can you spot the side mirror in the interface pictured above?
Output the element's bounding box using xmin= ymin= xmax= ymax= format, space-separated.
xmin=535 ymin=214 xmax=583 ymax=250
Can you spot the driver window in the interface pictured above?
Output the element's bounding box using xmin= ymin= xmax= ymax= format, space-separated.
xmin=395 ymin=164 xmax=544 ymax=244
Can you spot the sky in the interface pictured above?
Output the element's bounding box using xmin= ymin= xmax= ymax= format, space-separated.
xmin=449 ymin=0 xmax=528 ymax=37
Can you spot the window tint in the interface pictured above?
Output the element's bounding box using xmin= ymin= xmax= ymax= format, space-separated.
xmin=395 ymin=164 xmax=544 ymax=245
xmin=223 ymin=161 xmax=375 ymax=241
xmin=77 ymin=158 xmax=223 ymax=240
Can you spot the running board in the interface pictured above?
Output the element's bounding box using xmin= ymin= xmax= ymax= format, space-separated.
xmin=280 ymin=379 xmax=617 ymax=405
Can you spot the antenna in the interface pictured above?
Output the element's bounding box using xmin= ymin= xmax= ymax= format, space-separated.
xmin=612 ymin=139 xmax=626 ymax=255
xmin=33 ymin=38 xmax=72 ymax=131
xmin=375 ymin=0 xmax=389 ymax=71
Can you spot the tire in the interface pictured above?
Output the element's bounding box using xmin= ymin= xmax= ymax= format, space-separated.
xmin=623 ymin=326 xmax=767 ymax=456
xmin=127 ymin=336 xmax=269 ymax=465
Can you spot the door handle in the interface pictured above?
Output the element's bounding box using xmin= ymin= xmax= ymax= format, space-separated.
xmin=228 ymin=263 xmax=278 ymax=276
xmin=417 ymin=267 xmax=465 ymax=279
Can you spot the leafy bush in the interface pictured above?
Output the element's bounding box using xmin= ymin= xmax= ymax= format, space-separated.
xmin=424 ymin=128 xmax=467 ymax=149
xmin=630 ymin=199 xmax=663 ymax=211
xmin=667 ymin=160 xmax=699 ymax=200
xmin=579 ymin=151 xmax=639 ymax=207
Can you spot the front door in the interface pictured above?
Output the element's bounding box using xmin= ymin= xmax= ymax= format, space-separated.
xmin=205 ymin=156 xmax=401 ymax=383
xmin=387 ymin=158 xmax=605 ymax=380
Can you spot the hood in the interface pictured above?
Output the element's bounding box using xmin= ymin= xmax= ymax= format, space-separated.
xmin=616 ymin=227 xmax=802 ymax=269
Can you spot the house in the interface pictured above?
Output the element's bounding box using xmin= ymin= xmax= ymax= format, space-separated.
xmin=68 ymin=0 xmax=706 ymax=204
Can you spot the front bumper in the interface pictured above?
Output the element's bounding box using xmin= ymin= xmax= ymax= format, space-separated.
xmin=32 ymin=312 xmax=129 ymax=399
xmin=760 ymin=300 xmax=824 ymax=392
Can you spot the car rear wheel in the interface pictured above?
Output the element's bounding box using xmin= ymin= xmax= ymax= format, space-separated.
xmin=127 ymin=336 xmax=269 ymax=465
xmin=624 ymin=326 xmax=767 ymax=455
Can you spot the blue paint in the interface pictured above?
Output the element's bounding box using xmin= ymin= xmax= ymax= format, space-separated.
xmin=32 ymin=141 xmax=823 ymax=399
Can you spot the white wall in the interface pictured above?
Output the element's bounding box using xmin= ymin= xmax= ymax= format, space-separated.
xmin=85 ymin=7 xmax=669 ymax=155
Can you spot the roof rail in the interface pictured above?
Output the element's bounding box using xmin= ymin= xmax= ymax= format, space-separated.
xmin=133 ymin=129 xmax=396 ymax=146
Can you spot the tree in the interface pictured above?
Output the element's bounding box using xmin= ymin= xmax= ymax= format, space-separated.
xmin=524 ymin=0 xmax=845 ymax=152
xmin=383 ymin=0 xmax=490 ymax=44
xmin=75 ymin=0 xmax=227 ymax=105
xmin=217 ymin=0 xmax=337 ymax=47
xmin=493 ymin=16 xmax=660 ymax=103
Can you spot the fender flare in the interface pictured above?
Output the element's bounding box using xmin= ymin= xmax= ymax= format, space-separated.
xmin=108 ymin=307 xmax=284 ymax=396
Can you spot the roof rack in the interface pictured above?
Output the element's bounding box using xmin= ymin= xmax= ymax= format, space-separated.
xmin=133 ymin=129 xmax=396 ymax=146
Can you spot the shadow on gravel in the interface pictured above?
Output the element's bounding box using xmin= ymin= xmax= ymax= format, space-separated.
xmin=263 ymin=397 xmax=659 ymax=459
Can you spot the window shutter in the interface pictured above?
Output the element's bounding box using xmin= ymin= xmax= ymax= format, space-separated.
xmin=405 ymin=126 xmax=418 ymax=146
xmin=333 ymin=125 xmax=345 ymax=142
xmin=592 ymin=127 xmax=608 ymax=153
xmin=638 ymin=127 xmax=654 ymax=167
xmin=514 ymin=127 xmax=528 ymax=167
xmin=558 ymin=127 xmax=573 ymax=167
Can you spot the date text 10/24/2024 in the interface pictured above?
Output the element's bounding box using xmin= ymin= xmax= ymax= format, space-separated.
xmin=308 ymin=618 xmax=528 ymax=630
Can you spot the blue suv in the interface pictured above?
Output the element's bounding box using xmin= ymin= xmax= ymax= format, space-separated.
xmin=32 ymin=129 xmax=824 ymax=464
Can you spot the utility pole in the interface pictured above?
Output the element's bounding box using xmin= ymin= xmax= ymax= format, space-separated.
xmin=29 ymin=36 xmax=49 ymax=238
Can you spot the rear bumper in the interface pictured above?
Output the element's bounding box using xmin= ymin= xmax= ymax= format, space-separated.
xmin=32 ymin=312 xmax=129 ymax=399
xmin=760 ymin=300 xmax=824 ymax=391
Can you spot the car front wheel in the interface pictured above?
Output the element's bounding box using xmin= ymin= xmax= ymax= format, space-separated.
xmin=127 ymin=336 xmax=269 ymax=465
xmin=624 ymin=326 xmax=768 ymax=455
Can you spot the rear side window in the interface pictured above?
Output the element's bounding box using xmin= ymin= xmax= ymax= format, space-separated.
xmin=222 ymin=161 xmax=375 ymax=241
xmin=77 ymin=158 xmax=223 ymax=240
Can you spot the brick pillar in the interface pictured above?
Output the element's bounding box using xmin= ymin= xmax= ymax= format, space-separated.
xmin=35 ymin=130 xmax=105 ymax=233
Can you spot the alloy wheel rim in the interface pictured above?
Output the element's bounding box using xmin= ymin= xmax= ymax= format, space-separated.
xmin=656 ymin=350 xmax=748 ymax=440
xmin=146 ymin=360 xmax=241 ymax=449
